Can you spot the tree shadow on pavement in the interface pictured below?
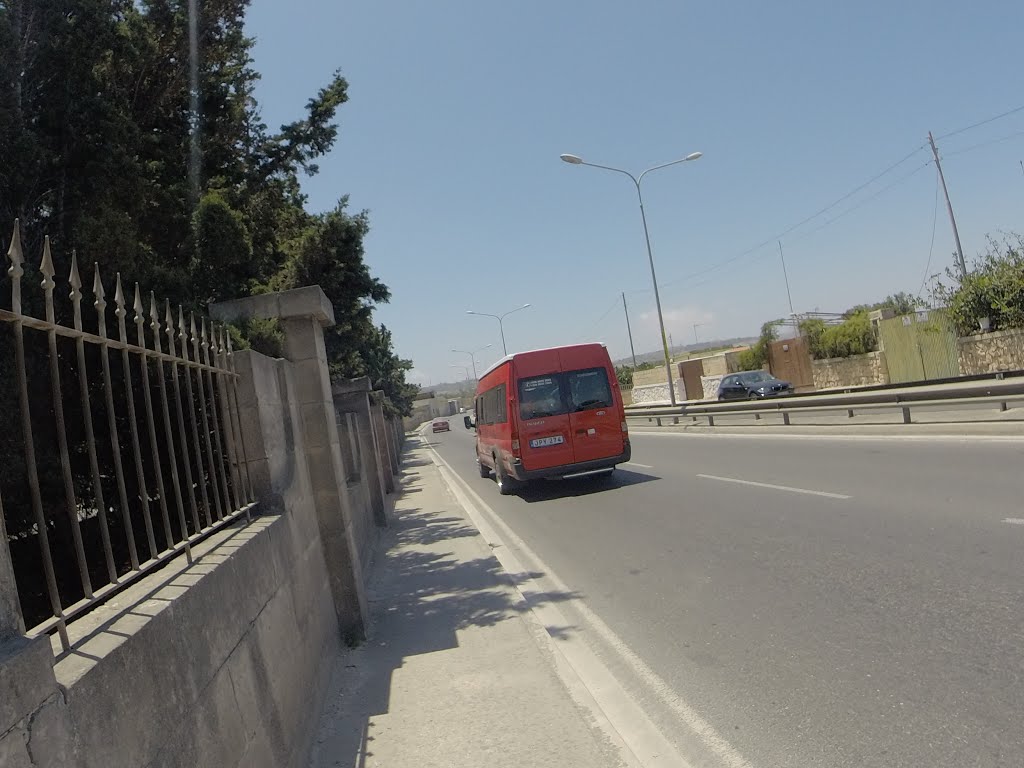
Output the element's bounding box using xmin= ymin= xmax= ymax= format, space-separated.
xmin=392 ymin=510 xmax=479 ymax=547
xmin=310 ymin=502 xmax=581 ymax=767
xmin=398 ymin=456 xmax=432 ymax=468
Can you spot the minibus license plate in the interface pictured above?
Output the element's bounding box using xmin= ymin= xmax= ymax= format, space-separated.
xmin=530 ymin=435 xmax=564 ymax=448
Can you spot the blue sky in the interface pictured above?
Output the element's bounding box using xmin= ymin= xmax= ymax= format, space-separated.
xmin=246 ymin=0 xmax=1024 ymax=387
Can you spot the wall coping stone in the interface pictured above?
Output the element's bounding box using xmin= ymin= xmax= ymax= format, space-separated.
xmin=210 ymin=286 xmax=335 ymax=328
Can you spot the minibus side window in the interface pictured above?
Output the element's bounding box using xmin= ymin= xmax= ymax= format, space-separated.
xmin=494 ymin=384 xmax=507 ymax=423
xmin=478 ymin=385 xmax=507 ymax=425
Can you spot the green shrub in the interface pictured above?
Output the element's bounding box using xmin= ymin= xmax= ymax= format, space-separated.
xmin=227 ymin=317 xmax=285 ymax=358
xmin=821 ymin=311 xmax=877 ymax=358
xmin=801 ymin=311 xmax=877 ymax=359
xmin=736 ymin=320 xmax=780 ymax=370
xmin=932 ymin=234 xmax=1024 ymax=336
xmin=615 ymin=365 xmax=634 ymax=390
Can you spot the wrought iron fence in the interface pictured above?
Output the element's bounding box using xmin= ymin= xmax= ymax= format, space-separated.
xmin=1 ymin=220 xmax=256 ymax=650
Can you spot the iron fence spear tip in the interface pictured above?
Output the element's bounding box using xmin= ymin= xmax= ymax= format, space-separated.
xmin=93 ymin=263 xmax=106 ymax=306
xmin=69 ymin=250 xmax=82 ymax=294
xmin=7 ymin=219 xmax=23 ymax=269
xmin=40 ymin=236 xmax=55 ymax=287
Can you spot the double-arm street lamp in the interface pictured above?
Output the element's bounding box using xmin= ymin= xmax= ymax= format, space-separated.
xmin=560 ymin=151 xmax=702 ymax=405
xmin=451 ymin=343 xmax=492 ymax=380
xmin=466 ymin=304 xmax=531 ymax=356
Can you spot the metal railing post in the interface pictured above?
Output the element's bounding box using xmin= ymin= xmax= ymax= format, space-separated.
xmin=1 ymin=220 xmax=260 ymax=645
xmin=70 ymin=253 xmax=118 ymax=585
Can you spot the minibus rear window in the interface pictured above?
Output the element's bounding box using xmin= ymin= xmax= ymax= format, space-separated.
xmin=518 ymin=367 xmax=613 ymax=419
xmin=566 ymin=368 xmax=613 ymax=412
xmin=518 ymin=375 xmax=568 ymax=420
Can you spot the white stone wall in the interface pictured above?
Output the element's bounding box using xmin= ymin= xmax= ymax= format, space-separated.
xmin=701 ymin=374 xmax=724 ymax=400
xmin=811 ymin=351 xmax=888 ymax=389
xmin=630 ymin=379 xmax=686 ymax=404
xmin=957 ymin=328 xmax=1024 ymax=374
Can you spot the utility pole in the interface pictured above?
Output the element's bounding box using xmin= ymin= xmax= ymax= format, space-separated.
xmin=778 ymin=241 xmax=795 ymax=317
xmin=927 ymin=131 xmax=968 ymax=279
xmin=622 ymin=292 xmax=637 ymax=369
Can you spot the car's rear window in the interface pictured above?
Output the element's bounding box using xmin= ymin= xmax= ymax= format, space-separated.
xmin=518 ymin=367 xmax=613 ymax=419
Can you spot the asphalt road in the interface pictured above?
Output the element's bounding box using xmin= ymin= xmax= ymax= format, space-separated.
xmin=426 ymin=422 xmax=1024 ymax=768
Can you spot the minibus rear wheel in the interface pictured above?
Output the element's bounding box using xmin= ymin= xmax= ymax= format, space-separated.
xmin=494 ymin=453 xmax=514 ymax=495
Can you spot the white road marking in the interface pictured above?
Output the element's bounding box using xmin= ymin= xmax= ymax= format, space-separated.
xmin=1004 ymin=518 xmax=1024 ymax=525
xmin=697 ymin=473 xmax=851 ymax=499
xmin=622 ymin=461 xmax=653 ymax=469
xmin=425 ymin=439 xmax=754 ymax=768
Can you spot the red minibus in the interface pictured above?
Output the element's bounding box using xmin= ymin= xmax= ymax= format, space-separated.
xmin=470 ymin=343 xmax=630 ymax=494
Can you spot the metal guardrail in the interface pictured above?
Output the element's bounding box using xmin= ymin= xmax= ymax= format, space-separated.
xmin=626 ymin=381 xmax=1024 ymax=427
xmin=625 ymin=368 xmax=1024 ymax=413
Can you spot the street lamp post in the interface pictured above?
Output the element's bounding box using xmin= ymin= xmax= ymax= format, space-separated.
xmin=466 ymin=304 xmax=531 ymax=356
xmin=560 ymin=151 xmax=702 ymax=406
xmin=451 ymin=343 xmax=492 ymax=380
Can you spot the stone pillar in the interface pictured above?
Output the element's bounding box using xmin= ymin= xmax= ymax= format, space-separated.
xmin=368 ymin=395 xmax=395 ymax=494
xmin=375 ymin=391 xmax=400 ymax=475
xmin=0 ymin=501 xmax=24 ymax=640
xmin=211 ymin=287 xmax=367 ymax=641
xmin=0 ymin=506 xmax=72 ymax=766
xmin=0 ymin=633 xmax=71 ymax=767
xmin=332 ymin=377 xmax=387 ymax=527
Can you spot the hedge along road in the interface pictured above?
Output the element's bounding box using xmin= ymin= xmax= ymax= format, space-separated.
xmin=424 ymin=423 xmax=1024 ymax=768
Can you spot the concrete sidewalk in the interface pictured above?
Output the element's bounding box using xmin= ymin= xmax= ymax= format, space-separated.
xmin=308 ymin=442 xmax=624 ymax=768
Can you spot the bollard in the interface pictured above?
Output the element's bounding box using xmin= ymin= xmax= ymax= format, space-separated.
xmin=707 ymin=415 xmax=715 ymax=426
xmin=999 ymin=401 xmax=1008 ymax=412
xmin=901 ymin=406 xmax=911 ymax=424
xmin=847 ymin=409 xmax=855 ymax=418
xmin=656 ymin=417 xmax=662 ymax=427
xmin=783 ymin=411 xmax=791 ymax=425
xmin=673 ymin=416 xmax=679 ymax=424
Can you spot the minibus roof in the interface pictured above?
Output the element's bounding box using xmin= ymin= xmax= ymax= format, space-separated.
xmin=477 ymin=343 xmax=608 ymax=381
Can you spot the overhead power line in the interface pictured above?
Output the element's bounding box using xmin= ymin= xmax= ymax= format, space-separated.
xmin=943 ymin=130 xmax=1024 ymax=159
xmin=790 ymin=159 xmax=934 ymax=243
xmin=918 ymin=166 xmax=941 ymax=299
xmin=659 ymin=143 xmax=928 ymax=289
xmin=572 ymin=295 xmax=622 ymax=342
xmin=936 ymin=103 xmax=1024 ymax=141
xmin=589 ymin=102 xmax=1024 ymax=322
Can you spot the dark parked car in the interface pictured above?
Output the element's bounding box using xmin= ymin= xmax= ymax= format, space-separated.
xmin=717 ymin=371 xmax=793 ymax=400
